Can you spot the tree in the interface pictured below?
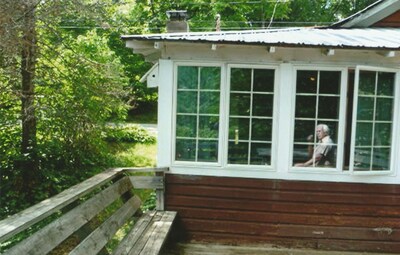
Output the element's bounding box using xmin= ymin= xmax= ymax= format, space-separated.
xmin=0 ymin=0 xmax=128 ymax=217
xmin=20 ymin=1 xmax=39 ymax=191
xmin=286 ymin=0 xmax=378 ymax=26
xmin=0 ymin=1 xmax=40 ymax=197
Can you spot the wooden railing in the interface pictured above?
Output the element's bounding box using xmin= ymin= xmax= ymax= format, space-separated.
xmin=0 ymin=167 xmax=176 ymax=255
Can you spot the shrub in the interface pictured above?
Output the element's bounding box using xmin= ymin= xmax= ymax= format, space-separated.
xmin=103 ymin=125 xmax=156 ymax=144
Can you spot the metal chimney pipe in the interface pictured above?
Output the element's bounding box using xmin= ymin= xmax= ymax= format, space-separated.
xmin=166 ymin=10 xmax=189 ymax=33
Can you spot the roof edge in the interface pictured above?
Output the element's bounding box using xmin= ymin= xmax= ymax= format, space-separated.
xmin=331 ymin=0 xmax=400 ymax=28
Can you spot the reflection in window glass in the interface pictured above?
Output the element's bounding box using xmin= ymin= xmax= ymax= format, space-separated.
xmin=229 ymin=94 xmax=251 ymax=116
xmin=175 ymin=66 xmax=221 ymax=162
xmin=353 ymin=71 xmax=395 ymax=171
xmin=228 ymin=68 xmax=275 ymax=165
xmin=293 ymin=70 xmax=341 ymax=168
xmin=231 ymin=68 xmax=251 ymax=91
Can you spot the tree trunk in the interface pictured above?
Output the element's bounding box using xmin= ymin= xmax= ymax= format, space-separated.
xmin=20 ymin=1 xmax=39 ymax=194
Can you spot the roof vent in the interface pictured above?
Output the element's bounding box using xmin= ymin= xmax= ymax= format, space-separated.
xmin=166 ymin=10 xmax=189 ymax=33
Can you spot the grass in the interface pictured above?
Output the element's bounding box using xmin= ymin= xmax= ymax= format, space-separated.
xmin=111 ymin=142 xmax=157 ymax=167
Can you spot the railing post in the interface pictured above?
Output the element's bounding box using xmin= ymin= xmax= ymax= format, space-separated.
xmin=156 ymin=171 xmax=165 ymax=210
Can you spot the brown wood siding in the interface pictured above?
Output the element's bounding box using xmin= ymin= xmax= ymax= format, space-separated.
xmin=373 ymin=10 xmax=400 ymax=27
xmin=165 ymin=174 xmax=400 ymax=253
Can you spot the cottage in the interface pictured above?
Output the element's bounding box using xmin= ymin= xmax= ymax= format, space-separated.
xmin=122 ymin=0 xmax=400 ymax=253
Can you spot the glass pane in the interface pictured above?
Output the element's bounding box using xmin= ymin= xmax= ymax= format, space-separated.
xmin=319 ymin=71 xmax=341 ymax=95
xmin=200 ymin=67 xmax=220 ymax=90
xmin=353 ymin=70 xmax=395 ymax=172
xmin=358 ymin=71 xmax=376 ymax=95
xmin=177 ymin=91 xmax=197 ymax=114
xmin=372 ymin=148 xmax=390 ymax=170
xmin=230 ymin=93 xmax=250 ymax=116
xmin=228 ymin=142 xmax=249 ymax=164
xmin=376 ymin=98 xmax=393 ymax=121
xmin=293 ymin=142 xmax=336 ymax=167
xmin=318 ymin=96 xmax=339 ymax=119
xmin=229 ymin=118 xmax=250 ymax=141
xmin=374 ymin=123 xmax=392 ymax=146
xmin=357 ymin=97 xmax=374 ymax=120
xmin=252 ymin=119 xmax=272 ymax=141
xmin=295 ymin=95 xmax=316 ymax=118
xmin=355 ymin=122 xmax=373 ymax=146
xmin=178 ymin=66 xmax=198 ymax=89
xmin=296 ymin=71 xmax=318 ymax=94
xmin=253 ymin=69 xmax=274 ymax=92
xmin=294 ymin=120 xmax=315 ymax=143
xmin=377 ymin=72 xmax=395 ymax=96
xmin=253 ymin=94 xmax=273 ymax=117
xmin=250 ymin=143 xmax=271 ymax=165
xmin=198 ymin=140 xmax=218 ymax=162
xmin=353 ymin=147 xmax=372 ymax=170
xmin=231 ymin=68 xmax=251 ymax=91
xmin=176 ymin=115 xmax=196 ymax=138
xmin=176 ymin=139 xmax=196 ymax=161
xmin=200 ymin=91 xmax=220 ymax=114
xmin=199 ymin=116 xmax=219 ymax=139
xmin=293 ymin=144 xmax=313 ymax=166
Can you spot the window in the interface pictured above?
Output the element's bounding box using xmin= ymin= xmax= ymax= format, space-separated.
xmin=175 ymin=65 xmax=221 ymax=162
xmin=350 ymin=68 xmax=396 ymax=172
xmin=172 ymin=63 xmax=398 ymax=177
xmin=228 ymin=67 xmax=275 ymax=165
xmin=292 ymin=70 xmax=342 ymax=168
xmin=292 ymin=66 xmax=397 ymax=174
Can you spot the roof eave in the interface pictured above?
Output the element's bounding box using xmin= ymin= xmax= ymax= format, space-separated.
xmin=124 ymin=37 xmax=400 ymax=52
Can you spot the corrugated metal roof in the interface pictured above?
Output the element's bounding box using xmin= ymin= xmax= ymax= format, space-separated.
xmin=122 ymin=28 xmax=400 ymax=50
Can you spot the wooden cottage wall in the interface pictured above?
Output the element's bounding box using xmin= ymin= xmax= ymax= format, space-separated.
xmin=165 ymin=174 xmax=400 ymax=253
xmin=373 ymin=10 xmax=400 ymax=27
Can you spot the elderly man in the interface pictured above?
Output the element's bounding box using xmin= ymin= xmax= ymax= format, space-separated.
xmin=295 ymin=124 xmax=334 ymax=167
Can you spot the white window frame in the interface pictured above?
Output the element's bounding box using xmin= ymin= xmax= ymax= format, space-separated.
xmin=224 ymin=64 xmax=279 ymax=171
xmin=169 ymin=61 xmax=399 ymax=181
xmin=289 ymin=66 xmax=348 ymax=173
xmin=171 ymin=62 xmax=225 ymax=167
xmin=349 ymin=65 xmax=400 ymax=175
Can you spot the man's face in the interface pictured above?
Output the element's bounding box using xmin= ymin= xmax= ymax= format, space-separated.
xmin=316 ymin=126 xmax=326 ymax=140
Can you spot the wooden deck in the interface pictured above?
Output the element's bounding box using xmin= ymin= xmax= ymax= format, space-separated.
xmin=163 ymin=243 xmax=393 ymax=255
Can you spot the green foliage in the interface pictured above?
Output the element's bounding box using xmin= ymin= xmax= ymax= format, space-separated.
xmin=287 ymin=0 xmax=378 ymax=25
xmin=111 ymin=143 xmax=157 ymax=168
xmin=103 ymin=125 xmax=156 ymax=144
xmin=130 ymin=0 xmax=292 ymax=32
xmin=141 ymin=192 xmax=157 ymax=212
xmin=0 ymin=1 xmax=130 ymax=220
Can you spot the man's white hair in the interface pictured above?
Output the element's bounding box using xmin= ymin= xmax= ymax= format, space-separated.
xmin=317 ymin=124 xmax=330 ymax=135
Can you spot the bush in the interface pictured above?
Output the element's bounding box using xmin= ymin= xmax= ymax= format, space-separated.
xmin=103 ymin=125 xmax=156 ymax=144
